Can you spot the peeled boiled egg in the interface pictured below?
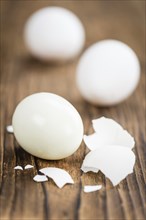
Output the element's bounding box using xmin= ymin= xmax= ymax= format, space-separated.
xmin=76 ymin=40 xmax=140 ymax=106
xmin=12 ymin=93 xmax=83 ymax=160
xmin=24 ymin=7 xmax=85 ymax=61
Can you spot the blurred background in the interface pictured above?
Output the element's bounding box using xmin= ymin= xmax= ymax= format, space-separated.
xmin=1 ymin=1 xmax=145 ymax=105
xmin=1 ymin=1 xmax=145 ymax=220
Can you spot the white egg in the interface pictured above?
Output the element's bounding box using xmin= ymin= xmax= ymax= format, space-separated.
xmin=24 ymin=7 xmax=85 ymax=61
xmin=76 ymin=40 xmax=140 ymax=106
xmin=12 ymin=93 xmax=83 ymax=160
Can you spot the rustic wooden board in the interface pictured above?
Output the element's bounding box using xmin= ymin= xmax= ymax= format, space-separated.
xmin=0 ymin=1 xmax=146 ymax=220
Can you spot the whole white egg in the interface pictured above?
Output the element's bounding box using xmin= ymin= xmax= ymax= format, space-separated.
xmin=12 ymin=93 xmax=83 ymax=160
xmin=76 ymin=40 xmax=140 ymax=106
xmin=24 ymin=7 xmax=85 ymax=61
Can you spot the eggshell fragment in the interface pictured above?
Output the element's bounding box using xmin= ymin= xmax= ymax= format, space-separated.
xmin=92 ymin=117 xmax=123 ymax=135
xmin=14 ymin=166 xmax=23 ymax=170
xmin=39 ymin=167 xmax=74 ymax=188
xmin=84 ymin=185 xmax=102 ymax=193
xmin=84 ymin=117 xmax=135 ymax=150
xmin=6 ymin=125 xmax=13 ymax=133
xmin=81 ymin=165 xmax=99 ymax=173
xmin=81 ymin=145 xmax=135 ymax=186
xmin=33 ymin=174 xmax=48 ymax=182
xmin=24 ymin=164 xmax=34 ymax=169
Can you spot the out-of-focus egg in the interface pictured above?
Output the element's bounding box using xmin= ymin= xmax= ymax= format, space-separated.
xmin=12 ymin=93 xmax=83 ymax=160
xmin=76 ymin=40 xmax=140 ymax=106
xmin=24 ymin=7 xmax=85 ymax=61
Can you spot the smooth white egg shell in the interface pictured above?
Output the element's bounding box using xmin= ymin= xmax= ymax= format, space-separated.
xmin=12 ymin=93 xmax=84 ymax=160
xmin=24 ymin=7 xmax=85 ymax=61
xmin=76 ymin=40 xmax=140 ymax=106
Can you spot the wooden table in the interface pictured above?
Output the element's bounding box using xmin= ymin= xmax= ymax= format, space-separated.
xmin=1 ymin=1 xmax=145 ymax=219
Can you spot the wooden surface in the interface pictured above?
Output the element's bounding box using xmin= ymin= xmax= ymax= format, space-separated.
xmin=0 ymin=1 xmax=146 ymax=220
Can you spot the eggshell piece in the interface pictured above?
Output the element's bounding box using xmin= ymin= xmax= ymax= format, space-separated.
xmin=12 ymin=93 xmax=83 ymax=160
xmin=33 ymin=174 xmax=48 ymax=182
xmin=24 ymin=164 xmax=34 ymax=169
xmin=6 ymin=125 xmax=13 ymax=133
xmin=39 ymin=167 xmax=74 ymax=188
xmin=92 ymin=117 xmax=123 ymax=135
xmin=84 ymin=133 xmax=106 ymax=151
xmin=81 ymin=145 xmax=135 ymax=186
xmin=76 ymin=40 xmax=140 ymax=106
xmin=84 ymin=185 xmax=102 ymax=193
xmin=24 ymin=7 xmax=85 ymax=61
xmin=14 ymin=166 xmax=23 ymax=170
xmin=84 ymin=117 xmax=135 ymax=150
xmin=81 ymin=165 xmax=99 ymax=173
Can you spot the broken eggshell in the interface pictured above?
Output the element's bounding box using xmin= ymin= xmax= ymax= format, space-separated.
xmin=24 ymin=164 xmax=34 ymax=170
xmin=81 ymin=166 xmax=99 ymax=173
xmin=6 ymin=125 xmax=14 ymax=133
xmin=33 ymin=174 xmax=48 ymax=182
xmin=84 ymin=117 xmax=135 ymax=150
xmin=81 ymin=145 xmax=135 ymax=186
xmin=84 ymin=185 xmax=102 ymax=193
xmin=39 ymin=167 xmax=74 ymax=188
xmin=14 ymin=166 xmax=23 ymax=170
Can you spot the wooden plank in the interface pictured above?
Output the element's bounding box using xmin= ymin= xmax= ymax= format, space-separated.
xmin=0 ymin=1 xmax=145 ymax=220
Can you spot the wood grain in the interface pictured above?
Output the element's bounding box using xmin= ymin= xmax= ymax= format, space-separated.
xmin=0 ymin=1 xmax=146 ymax=220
